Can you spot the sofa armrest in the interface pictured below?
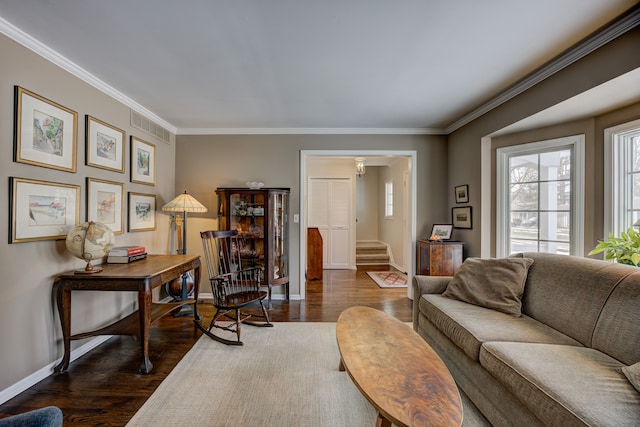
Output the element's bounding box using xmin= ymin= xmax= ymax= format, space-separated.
xmin=412 ymin=275 xmax=452 ymax=329
xmin=412 ymin=275 xmax=451 ymax=295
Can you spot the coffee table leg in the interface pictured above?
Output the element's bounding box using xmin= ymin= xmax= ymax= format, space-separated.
xmin=375 ymin=413 xmax=392 ymax=427
xmin=339 ymin=358 xmax=345 ymax=372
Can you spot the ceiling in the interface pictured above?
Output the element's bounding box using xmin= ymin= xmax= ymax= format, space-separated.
xmin=0 ymin=0 xmax=638 ymax=135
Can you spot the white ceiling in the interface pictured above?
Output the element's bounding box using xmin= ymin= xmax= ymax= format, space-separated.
xmin=0 ymin=0 xmax=638 ymax=134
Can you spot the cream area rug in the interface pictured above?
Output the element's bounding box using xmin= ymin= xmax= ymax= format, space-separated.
xmin=127 ymin=322 xmax=490 ymax=427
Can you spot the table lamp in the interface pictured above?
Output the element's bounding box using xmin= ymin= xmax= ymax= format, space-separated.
xmin=162 ymin=191 xmax=207 ymax=315
xmin=162 ymin=190 xmax=208 ymax=254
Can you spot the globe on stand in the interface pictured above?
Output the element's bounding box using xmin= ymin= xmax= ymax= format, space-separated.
xmin=65 ymin=221 xmax=115 ymax=274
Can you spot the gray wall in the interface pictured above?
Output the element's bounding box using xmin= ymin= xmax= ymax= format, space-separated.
xmin=0 ymin=34 xmax=176 ymax=392
xmin=447 ymin=25 xmax=640 ymax=257
xmin=174 ymin=134 xmax=449 ymax=298
xmin=356 ymin=167 xmax=379 ymax=241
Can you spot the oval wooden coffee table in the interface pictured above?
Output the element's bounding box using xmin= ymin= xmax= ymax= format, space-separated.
xmin=336 ymin=306 xmax=462 ymax=427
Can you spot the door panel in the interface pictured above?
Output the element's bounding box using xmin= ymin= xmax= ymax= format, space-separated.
xmin=309 ymin=178 xmax=351 ymax=269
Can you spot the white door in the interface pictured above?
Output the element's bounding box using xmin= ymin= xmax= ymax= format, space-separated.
xmin=309 ymin=178 xmax=351 ymax=269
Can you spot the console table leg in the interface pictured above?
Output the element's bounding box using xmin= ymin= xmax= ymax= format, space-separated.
xmin=138 ymin=288 xmax=153 ymax=374
xmin=193 ymin=263 xmax=202 ymax=321
xmin=53 ymin=279 xmax=71 ymax=373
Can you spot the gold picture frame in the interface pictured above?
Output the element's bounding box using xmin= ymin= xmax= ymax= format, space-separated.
xmin=87 ymin=178 xmax=125 ymax=234
xmin=14 ymin=86 xmax=78 ymax=173
xmin=130 ymin=136 xmax=156 ymax=185
xmin=10 ymin=177 xmax=80 ymax=243
xmin=86 ymin=115 xmax=125 ymax=173
xmin=128 ymin=192 xmax=156 ymax=232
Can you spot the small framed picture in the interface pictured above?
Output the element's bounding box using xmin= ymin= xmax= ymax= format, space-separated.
xmin=130 ymin=136 xmax=156 ymax=185
xmin=14 ymin=86 xmax=78 ymax=172
xmin=10 ymin=177 xmax=80 ymax=243
xmin=430 ymin=224 xmax=453 ymax=240
xmin=454 ymin=184 xmax=469 ymax=203
xmin=128 ymin=192 xmax=156 ymax=232
xmin=87 ymin=178 xmax=125 ymax=234
xmin=86 ymin=115 xmax=125 ymax=173
xmin=452 ymin=206 xmax=472 ymax=229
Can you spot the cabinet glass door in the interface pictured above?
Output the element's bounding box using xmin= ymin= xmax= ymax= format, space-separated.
xmin=270 ymin=191 xmax=288 ymax=284
xmin=229 ymin=191 xmax=266 ymax=271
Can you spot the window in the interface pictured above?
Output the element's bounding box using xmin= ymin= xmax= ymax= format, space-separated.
xmin=604 ymin=119 xmax=640 ymax=237
xmin=496 ymin=135 xmax=584 ymax=257
xmin=384 ymin=180 xmax=393 ymax=218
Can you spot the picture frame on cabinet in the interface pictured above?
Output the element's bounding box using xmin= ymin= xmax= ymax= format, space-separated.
xmin=452 ymin=206 xmax=472 ymax=229
xmin=128 ymin=192 xmax=156 ymax=232
xmin=430 ymin=224 xmax=453 ymax=240
xmin=10 ymin=177 xmax=80 ymax=243
xmin=87 ymin=178 xmax=125 ymax=234
xmin=14 ymin=86 xmax=78 ymax=173
xmin=86 ymin=115 xmax=125 ymax=173
xmin=454 ymin=184 xmax=469 ymax=203
xmin=130 ymin=136 xmax=156 ymax=185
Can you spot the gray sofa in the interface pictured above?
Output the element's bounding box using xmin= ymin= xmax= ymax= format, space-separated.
xmin=412 ymin=252 xmax=640 ymax=427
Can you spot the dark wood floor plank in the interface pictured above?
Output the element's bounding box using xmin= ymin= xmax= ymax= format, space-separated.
xmin=0 ymin=266 xmax=412 ymax=426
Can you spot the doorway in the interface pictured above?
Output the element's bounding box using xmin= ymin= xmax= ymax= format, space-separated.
xmin=299 ymin=150 xmax=417 ymax=300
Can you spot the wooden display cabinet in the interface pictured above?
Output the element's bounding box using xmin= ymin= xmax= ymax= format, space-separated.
xmin=216 ymin=188 xmax=290 ymax=307
xmin=417 ymin=240 xmax=463 ymax=276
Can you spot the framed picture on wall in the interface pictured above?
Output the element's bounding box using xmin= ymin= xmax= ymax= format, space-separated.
xmin=452 ymin=206 xmax=472 ymax=229
xmin=454 ymin=184 xmax=469 ymax=203
xmin=128 ymin=192 xmax=156 ymax=232
xmin=87 ymin=178 xmax=125 ymax=234
xmin=10 ymin=177 xmax=80 ymax=243
xmin=86 ymin=115 xmax=125 ymax=173
xmin=130 ymin=136 xmax=156 ymax=185
xmin=14 ymin=86 xmax=78 ymax=173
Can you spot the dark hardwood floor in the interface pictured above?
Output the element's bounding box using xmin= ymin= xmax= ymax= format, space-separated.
xmin=0 ymin=265 xmax=412 ymax=426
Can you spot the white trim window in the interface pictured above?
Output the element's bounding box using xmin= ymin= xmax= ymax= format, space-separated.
xmin=384 ymin=179 xmax=393 ymax=218
xmin=496 ymin=135 xmax=585 ymax=257
xmin=604 ymin=118 xmax=640 ymax=237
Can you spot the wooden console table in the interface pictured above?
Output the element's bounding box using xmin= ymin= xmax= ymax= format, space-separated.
xmin=53 ymin=254 xmax=201 ymax=374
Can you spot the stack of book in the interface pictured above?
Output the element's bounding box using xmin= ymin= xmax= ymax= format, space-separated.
xmin=107 ymin=246 xmax=147 ymax=264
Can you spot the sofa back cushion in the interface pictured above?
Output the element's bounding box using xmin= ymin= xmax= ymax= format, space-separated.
xmin=592 ymin=273 xmax=640 ymax=365
xmin=520 ymin=253 xmax=634 ymax=347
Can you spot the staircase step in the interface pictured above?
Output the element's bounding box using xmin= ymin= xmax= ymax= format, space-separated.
xmin=356 ymin=241 xmax=390 ymax=265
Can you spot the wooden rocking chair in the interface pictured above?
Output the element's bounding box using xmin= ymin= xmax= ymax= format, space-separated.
xmin=196 ymin=229 xmax=272 ymax=345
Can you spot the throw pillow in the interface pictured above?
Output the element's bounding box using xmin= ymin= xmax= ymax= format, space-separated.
xmin=622 ymin=362 xmax=640 ymax=393
xmin=442 ymin=257 xmax=534 ymax=316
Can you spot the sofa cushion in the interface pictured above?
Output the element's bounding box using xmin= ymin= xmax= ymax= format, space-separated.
xmin=420 ymin=294 xmax=581 ymax=361
xmin=480 ymin=342 xmax=640 ymax=426
xmin=521 ymin=252 xmax=635 ymax=347
xmin=592 ymin=271 xmax=640 ymax=365
xmin=442 ymin=257 xmax=533 ymax=316
xmin=622 ymin=362 xmax=640 ymax=393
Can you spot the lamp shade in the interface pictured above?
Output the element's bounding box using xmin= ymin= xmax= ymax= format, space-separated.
xmin=162 ymin=191 xmax=208 ymax=213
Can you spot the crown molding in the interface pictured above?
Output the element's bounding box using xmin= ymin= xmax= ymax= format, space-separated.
xmin=0 ymin=16 xmax=178 ymax=135
xmin=176 ymin=127 xmax=446 ymax=135
xmin=445 ymin=4 xmax=640 ymax=134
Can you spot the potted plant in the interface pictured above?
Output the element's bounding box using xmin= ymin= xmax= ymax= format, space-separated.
xmin=588 ymin=226 xmax=640 ymax=266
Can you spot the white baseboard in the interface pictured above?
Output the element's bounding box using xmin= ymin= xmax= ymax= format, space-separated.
xmin=0 ymin=335 xmax=112 ymax=405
